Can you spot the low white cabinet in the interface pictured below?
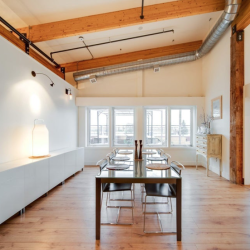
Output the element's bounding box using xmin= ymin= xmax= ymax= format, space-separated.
xmin=25 ymin=159 xmax=49 ymax=206
xmin=49 ymin=154 xmax=65 ymax=190
xmin=0 ymin=147 xmax=84 ymax=224
xmin=0 ymin=167 xmax=25 ymax=224
xmin=64 ymin=151 xmax=76 ymax=179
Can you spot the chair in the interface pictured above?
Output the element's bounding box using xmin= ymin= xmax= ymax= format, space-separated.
xmin=143 ymin=161 xmax=185 ymax=233
xmin=141 ymin=152 xmax=171 ymax=206
xmin=96 ymin=158 xmax=134 ymax=225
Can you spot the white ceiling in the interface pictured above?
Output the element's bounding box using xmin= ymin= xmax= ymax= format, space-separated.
xmin=1 ymin=0 xmax=178 ymax=25
xmin=0 ymin=0 xmax=222 ymax=64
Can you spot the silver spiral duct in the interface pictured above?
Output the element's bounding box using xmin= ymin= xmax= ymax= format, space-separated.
xmin=196 ymin=0 xmax=241 ymax=58
xmin=73 ymin=0 xmax=241 ymax=82
xmin=74 ymin=52 xmax=196 ymax=81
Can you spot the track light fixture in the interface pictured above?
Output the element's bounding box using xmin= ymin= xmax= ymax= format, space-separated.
xmin=65 ymin=88 xmax=72 ymax=100
xmin=31 ymin=71 xmax=55 ymax=87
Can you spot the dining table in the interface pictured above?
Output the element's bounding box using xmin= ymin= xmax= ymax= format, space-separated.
xmin=95 ymin=150 xmax=182 ymax=241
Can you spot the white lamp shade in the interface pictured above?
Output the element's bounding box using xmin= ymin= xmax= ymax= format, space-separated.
xmin=32 ymin=120 xmax=49 ymax=157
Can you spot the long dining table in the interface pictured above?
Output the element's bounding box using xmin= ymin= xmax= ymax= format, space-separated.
xmin=95 ymin=150 xmax=182 ymax=241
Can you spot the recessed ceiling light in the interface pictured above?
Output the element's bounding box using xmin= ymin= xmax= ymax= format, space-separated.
xmin=138 ymin=26 xmax=143 ymax=30
xmin=78 ymin=36 xmax=84 ymax=41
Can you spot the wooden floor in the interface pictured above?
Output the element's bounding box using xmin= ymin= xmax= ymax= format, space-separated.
xmin=0 ymin=166 xmax=250 ymax=250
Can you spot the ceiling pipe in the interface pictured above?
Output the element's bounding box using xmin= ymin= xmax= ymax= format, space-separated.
xmin=73 ymin=0 xmax=241 ymax=82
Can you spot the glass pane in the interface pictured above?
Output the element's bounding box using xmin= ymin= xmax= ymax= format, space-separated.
xmin=171 ymin=109 xmax=180 ymax=146
xmin=89 ymin=109 xmax=109 ymax=146
xmin=180 ymin=109 xmax=191 ymax=146
xmin=146 ymin=109 xmax=166 ymax=146
xmin=114 ymin=109 xmax=134 ymax=146
xmin=171 ymin=109 xmax=192 ymax=146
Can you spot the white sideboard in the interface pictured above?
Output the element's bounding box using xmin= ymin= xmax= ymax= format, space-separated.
xmin=0 ymin=147 xmax=84 ymax=224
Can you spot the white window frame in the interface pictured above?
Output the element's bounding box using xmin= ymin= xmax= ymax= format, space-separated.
xmin=112 ymin=107 xmax=135 ymax=147
xmin=87 ymin=107 xmax=110 ymax=147
xmin=169 ymin=106 xmax=194 ymax=147
xmin=144 ymin=107 xmax=168 ymax=147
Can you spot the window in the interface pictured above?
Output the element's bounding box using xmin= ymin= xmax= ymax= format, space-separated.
xmin=113 ymin=108 xmax=134 ymax=146
xmin=145 ymin=108 xmax=167 ymax=146
xmin=88 ymin=109 xmax=109 ymax=146
xmin=170 ymin=108 xmax=192 ymax=146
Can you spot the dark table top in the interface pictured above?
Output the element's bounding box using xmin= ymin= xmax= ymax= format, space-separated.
xmin=96 ymin=150 xmax=181 ymax=180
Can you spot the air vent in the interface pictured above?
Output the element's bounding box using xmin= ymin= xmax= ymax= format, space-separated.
xmin=89 ymin=75 xmax=97 ymax=83
xmin=154 ymin=66 xmax=160 ymax=73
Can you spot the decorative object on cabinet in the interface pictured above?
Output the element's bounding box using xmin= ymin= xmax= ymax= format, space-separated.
xmin=31 ymin=119 xmax=50 ymax=158
xmin=31 ymin=71 xmax=55 ymax=87
xmin=196 ymin=134 xmax=222 ymax=177
xmin=199 ymin=108 xmax=214 ymax=134
xmin=211 ymin=96 xmax=222 ymax=120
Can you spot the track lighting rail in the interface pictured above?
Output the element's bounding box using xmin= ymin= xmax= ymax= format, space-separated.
xmin=0 ymin=16 xmax=60 ymax=68
xmin=50 ymin=29 xmax=174 ymax=59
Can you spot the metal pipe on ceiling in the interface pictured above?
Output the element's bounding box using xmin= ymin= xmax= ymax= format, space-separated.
xmin=73 ymin=0 xmax=241 ymax=83
xmin=50 ymin=29 xmax=174 ymax=59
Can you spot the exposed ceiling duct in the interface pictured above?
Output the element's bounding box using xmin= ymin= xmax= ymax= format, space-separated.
xmin=74 ymin=0 xmax=241 ymax=83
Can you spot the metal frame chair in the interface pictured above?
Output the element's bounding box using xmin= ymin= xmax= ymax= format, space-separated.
xmin=141 ymin=152 xmax=172 ymax=207
xmin=106 ymin=151 xmax=135 ymax=204
xmin=97 ymin=158 xmax=134 ymax=225
xmin=143 ymin=161 xmax=185 ymax=233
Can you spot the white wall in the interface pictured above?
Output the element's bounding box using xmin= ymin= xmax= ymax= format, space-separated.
xmin=0 ymin=36 xmax=78 ymax=164
xmin=244 ymin=25 xmax=250 ymax=185
xmin=75 ymin=60 xmax=203 ymax=97
xmin=201 ymin=28 xmax=231 ymax=179
xmin=77 ymin=97 xmax=204 ymax=165
xmin=74 ymin=58 xmax=203 ymax=165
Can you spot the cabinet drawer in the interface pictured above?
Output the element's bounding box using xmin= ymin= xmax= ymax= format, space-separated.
xmin=196 ymin=140 xmax=207 ymax=145
xmin=196 ymin=149 xmax=207 ymax=155
xmin=197 ymin=145 xmax=207 ymax=150
xmin=196 ymin=136 xmax=207 ymax=140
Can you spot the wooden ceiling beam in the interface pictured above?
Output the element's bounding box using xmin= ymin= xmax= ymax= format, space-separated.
xmin=17 ymin=0 xmax=225 ymax=43
xmin=232 ymin=0 xmax=250 ymax=31
xmin=0 ymin=24 xmax=64 ymax=79
xmin=61 ymin=40 xmax=202 ymax=73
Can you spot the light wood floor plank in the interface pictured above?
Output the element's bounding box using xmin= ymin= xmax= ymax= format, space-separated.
xmin=0 ymin=166 xmax=249 ymax=249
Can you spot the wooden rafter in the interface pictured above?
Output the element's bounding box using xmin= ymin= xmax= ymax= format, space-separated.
xmin=17 ymin=0 xmax=225 ymax=43
xmin=0 ymin=24 xmax=64 ymax=79
xmin=60 ymin=40 xmax=202 ymax=73
xmin=232 ymin=0 xmax=250 ymax=31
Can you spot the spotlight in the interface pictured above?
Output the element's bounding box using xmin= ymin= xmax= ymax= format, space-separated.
xmin=65 ymin=88 xmax=72 ymax=100
xmin=31 ymin=71 xmax=55 ymax=87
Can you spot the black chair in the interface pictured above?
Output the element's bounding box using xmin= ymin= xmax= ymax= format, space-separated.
xmin=143 ymin=161 xmax=185 ymax=233
xmin=96 ymin=158 xmax=134 ymax=225
xmin=141 ymin=153 xmax=171 ymax=207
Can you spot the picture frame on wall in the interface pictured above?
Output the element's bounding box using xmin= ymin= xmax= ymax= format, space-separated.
xmin=211 ymin=96 xmax=222 ymax=120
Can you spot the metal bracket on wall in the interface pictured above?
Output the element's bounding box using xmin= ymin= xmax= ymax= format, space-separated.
xmin=60 ymin=67 xmax=65 ymax=79
xmin=232 ymin=24 xmax=236 ymax=34
xmin=236 ymin=31 xmax=244 ymax=41
xmin=60 ymin=67 xmax=65 ymax=74
xmin=25 ymin=42 xmax=29 ymax=55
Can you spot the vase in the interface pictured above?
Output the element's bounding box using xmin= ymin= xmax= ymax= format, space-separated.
xmin=134 ymin=140 xmax=138 ymax=159
xmin=139 ymin=140 xmax=143 ymax=159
